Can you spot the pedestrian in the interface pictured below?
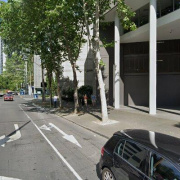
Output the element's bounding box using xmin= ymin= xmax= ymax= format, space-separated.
xmin=53 ymin=94 xmax=58 ymax=108
xmin=83 ymin=94 xmax=88 ymax=107
xmin=80 ymin=96 xmax=84 ymax=106
xmin=91 ymin=94 xmax=96 ymax=106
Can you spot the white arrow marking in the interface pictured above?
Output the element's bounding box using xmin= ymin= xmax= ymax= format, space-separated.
xmin=0 ymin=135 xmax=6 ymax=147
xmin=49 ymin=123 xmax=82 ymax=148
xmin=7 ymin=124 xmax=21 ymax=142
xmin=0 ymin=124 xmax=21 ymax=147
xmin=0 ymin=176 xmax=22 ymax=180
xmin=19 ymin=105 xmax=83 ymax=180
xmin=39 ymin=124 xmax=52 ymax=131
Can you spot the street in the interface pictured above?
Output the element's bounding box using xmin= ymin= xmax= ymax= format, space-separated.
xmin=0 ymin=96 xmax=106 ymax=180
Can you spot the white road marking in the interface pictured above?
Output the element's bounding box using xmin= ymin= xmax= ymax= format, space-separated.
xmin=0 ymin=124 xmax=21 ymax=147
xmin=40 ymin=124 xmax=52 ymax=131
xmin=19 ymin=105 xmax=83 ymax=180
xmin=7 ymin=124 xmax=21 ymax=142
xmin=49 ymin=123 xmax=82 ymax=148
xmin=0 ymin=176 xmax=22 ymax=180
xmin=0 ymin=135 xmax=6 ymax=147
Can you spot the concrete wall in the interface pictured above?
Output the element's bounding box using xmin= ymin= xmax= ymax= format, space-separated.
xmin=157 ymin=74 xmax=180 ymax=106
xmin=124 ymin=74 xmax=149 ymax=106
xmin=124 ymin=74 xmax=180 ymax=106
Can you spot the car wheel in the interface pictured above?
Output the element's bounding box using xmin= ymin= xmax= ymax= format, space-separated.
xmin=102 ymin=168 xmax=115 ymax=180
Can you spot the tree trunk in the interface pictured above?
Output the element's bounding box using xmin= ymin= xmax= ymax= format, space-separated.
xmin=41 ymin=64 xmax=46 ymax=102
xmin=56 ymin=71 xmax=62 ymax=108
xmin=47 ymin=70 xmax=53 ymax=108
xmin=95 ymin=1 xmax=108 ymax=122
xmin=71 ymin=62 xmax=79 ymax=114
xmin=83 ymin=0 xmax=109 ymax=122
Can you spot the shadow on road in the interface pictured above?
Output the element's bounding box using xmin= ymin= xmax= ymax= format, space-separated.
xmin=96 ymin=163 xmax=101 ymax=180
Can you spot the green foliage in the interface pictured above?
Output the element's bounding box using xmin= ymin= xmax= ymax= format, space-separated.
xmin=0 ymin=75 xmax=8 ymax=90
xmin=116 ymin=0 xmax=136 ymax=31
xmin=78 ymin=85 xmax=93 ymax=98
xmin=3 ymin=53 xmax=25 ymax=90
xmin=62 ymin=87 xmax=74 ymax=101
xmin=99 ymin=59 xmax=105 ymax=67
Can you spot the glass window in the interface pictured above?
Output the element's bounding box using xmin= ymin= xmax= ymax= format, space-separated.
xmin=175 ymin=0 xmax=180 ymax=10
xmin=150 ymin=153 xmax=180 ymax=180
xmin=105 ymin=135 xmax=120 ymax=153
xmin=115 ymin=140 xmax=125 ymax=156
xmin=122 ymin=141 xmax=147 ymax=172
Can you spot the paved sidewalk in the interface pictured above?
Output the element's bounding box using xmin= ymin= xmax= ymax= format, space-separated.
xmin=28 ymin=97 xmax=180 ymax=140
xmin=59 ymin=105 xmax=180 ymax=139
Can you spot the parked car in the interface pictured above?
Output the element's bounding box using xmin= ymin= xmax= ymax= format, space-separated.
xmin=4 ymin=94 xmax=14 ymax=101
xmin=99 ymin=129 xmax=180 ymax=180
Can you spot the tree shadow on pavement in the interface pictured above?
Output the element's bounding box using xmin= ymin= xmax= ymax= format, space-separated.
xmin=25 ymin=99 xmax=114 ymax=121
xmin=96 ymin=163 xmax=101 ymax=180
xmin=157 ymin=108 xmax=180 ymax=116
xmin=128 ymin=106 xmax=149 ymax=114
xmin=174 ymin=123 xmax=180 ymax=128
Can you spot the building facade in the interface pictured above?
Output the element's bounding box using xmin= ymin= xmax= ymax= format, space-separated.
xmin=100 ymin=0 xmax=180 ymax=114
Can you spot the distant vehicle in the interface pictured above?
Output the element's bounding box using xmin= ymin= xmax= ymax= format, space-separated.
xmin=7 ymin=91 xmax=13 ymax=95
xmin=4 ymin=94 xmax=14 ymax=101
xmin=99 ymin=129 xmax=180 ymax=180
xmin=0 ymin=93 xmax=4 ymax=97
xmin=12 ymin=91 xmax=18 ymax=95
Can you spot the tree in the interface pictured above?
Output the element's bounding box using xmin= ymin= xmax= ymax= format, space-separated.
xmin=3 ymin=53 xmax=25 ymax=91
xmin=83 ymin=0 xmax=136 ymax=122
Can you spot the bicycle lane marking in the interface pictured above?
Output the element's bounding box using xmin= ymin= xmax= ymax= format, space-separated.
xmin=19 ymin=105 xmax=83 ymax=180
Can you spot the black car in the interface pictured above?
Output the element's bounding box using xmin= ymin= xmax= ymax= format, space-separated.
xmin=99 ymin=129 xmax=180 ymax=180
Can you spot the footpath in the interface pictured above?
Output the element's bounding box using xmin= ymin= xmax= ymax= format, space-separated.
xmin=22 ymin=96 xmax=180 ymax=139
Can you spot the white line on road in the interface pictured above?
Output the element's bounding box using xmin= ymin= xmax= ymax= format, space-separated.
xmin=0 ymin=124 xmax=22 ymax=147
xmin=49 ymin=123 xmax=82 ymax=148
xmin=0 ymin=176 xmax=21 ymax=180
xmin=19 ymin=105 xmax=83 ymax=180
xmin=7 ymin=124 xmax=21 ymax=142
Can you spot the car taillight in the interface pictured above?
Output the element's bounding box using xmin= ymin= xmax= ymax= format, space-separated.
xmin=101 ymin=147 xmax=105 ymax=156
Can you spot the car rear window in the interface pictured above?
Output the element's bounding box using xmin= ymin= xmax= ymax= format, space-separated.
xmin=104 ymin=135 xmax=120 ymax=154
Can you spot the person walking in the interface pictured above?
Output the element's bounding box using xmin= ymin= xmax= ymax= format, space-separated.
xmin=83 ymin=94 xmax=88 ymax=108
xmin=53 ymin=94 xmax=58 ymax=108
xmin=91 ymin=94 xmax=96 ymax=106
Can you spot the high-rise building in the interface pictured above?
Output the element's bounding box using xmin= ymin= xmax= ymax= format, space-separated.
xmin=100 ymin=0 xmax=180 ymax=113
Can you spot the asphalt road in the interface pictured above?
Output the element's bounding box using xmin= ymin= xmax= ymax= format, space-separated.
xmin=0 ymin=96 xmax=107 ymax=180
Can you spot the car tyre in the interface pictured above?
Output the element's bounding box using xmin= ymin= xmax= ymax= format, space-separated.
xmin=102 ymin=168 xmax=115 ymax=180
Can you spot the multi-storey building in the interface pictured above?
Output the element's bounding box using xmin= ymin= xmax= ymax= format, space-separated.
xmin=33 ymin=0 xmax=180 ymax=114
xmin=100 ymin=0 xmax=180 ymax=114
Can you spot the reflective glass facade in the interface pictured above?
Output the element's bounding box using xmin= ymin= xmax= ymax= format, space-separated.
xmin=129 ymin=0 xmax=180 ymax=30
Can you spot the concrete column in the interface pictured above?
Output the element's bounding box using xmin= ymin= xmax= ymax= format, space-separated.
xmin=149 ymin=0 xmax=157 ymax=115
xmin=114 ymin=12 xmax=120 ymax=109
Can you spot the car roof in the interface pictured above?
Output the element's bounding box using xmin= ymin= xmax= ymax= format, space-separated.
xmin=114 ymin=129 xmax=180 ymax=167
